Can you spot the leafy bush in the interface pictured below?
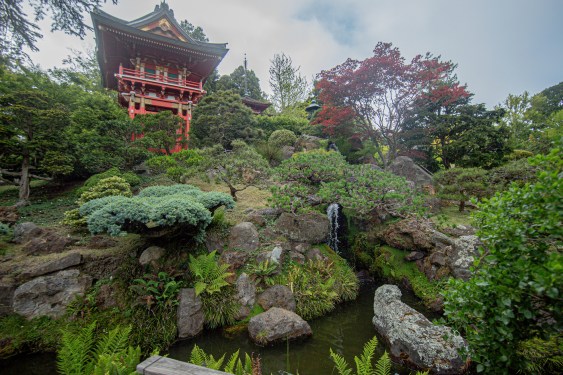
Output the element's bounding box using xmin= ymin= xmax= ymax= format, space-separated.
xmin=57 ymin=322 xmax=141 ymax=375
xmin=79 ymin=185 xmax=234 ymax=240
xmin=77 ymin=167 xmax=140 ymax=196
xmin=131 ymin=272 xmax=183 ymax=310
xmin=268 ymin=129 xmax=297 ymax=148
xmin=255 ymin=114 xmax=308 ymax=137
xmin=145 ymin=149 xmax=203 ymax=182
xmin=443 ymin=145 xmax=563 ymax=374
xmin=488 ymin=158 xmax=538 ymax=191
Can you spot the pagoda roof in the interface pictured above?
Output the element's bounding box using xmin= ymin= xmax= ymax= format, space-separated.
xmin=242 ymin=96 xmax=271 ymax=114
xmin=92 ymin=2 xmax=228 ymax=88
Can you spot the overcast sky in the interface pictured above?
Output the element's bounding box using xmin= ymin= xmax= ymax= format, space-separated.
xmin=27 ymin=0 xmax=562 ymax=107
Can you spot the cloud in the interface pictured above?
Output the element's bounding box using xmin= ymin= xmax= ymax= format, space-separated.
xmin=26 ymin=0 xmax=563 ymax=107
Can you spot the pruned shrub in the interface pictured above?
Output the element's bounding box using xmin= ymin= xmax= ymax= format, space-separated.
xmin=77 ymin=167 xmax=140 ymax=196
xmin=268 ymin=129 xmax=297 ymax=148
xmin=79 ymin=185 xmax=234 ymax=240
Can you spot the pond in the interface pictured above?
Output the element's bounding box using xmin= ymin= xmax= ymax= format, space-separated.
xmin=1 ymin=281 xmax=436 ymax=375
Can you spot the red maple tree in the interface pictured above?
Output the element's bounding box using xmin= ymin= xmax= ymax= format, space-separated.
xmin=315 ymin=42 xmax=470 ymax=167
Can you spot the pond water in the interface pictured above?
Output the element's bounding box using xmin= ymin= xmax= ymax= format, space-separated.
xmin=167 ymin=281 xmax=437 ymax=375
xmin=0 ymin=281 xmax=436 ymax=375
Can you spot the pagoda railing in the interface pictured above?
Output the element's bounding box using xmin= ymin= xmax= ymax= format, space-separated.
xmin=118 ymin=66 xmax=203 ymax=91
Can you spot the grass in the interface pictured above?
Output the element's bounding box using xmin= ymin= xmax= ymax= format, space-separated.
xmin=429 ymin=204 xmax=474 ymax=229
xmin=372 ymin=245 xmax=443 ymax=308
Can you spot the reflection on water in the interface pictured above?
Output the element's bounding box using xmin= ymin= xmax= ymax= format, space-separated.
xmin=167 ymin=282 xmax=433 ymax=375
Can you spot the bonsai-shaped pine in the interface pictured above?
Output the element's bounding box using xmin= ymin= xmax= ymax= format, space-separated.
xmin=433 ymin=167 xmax=490 ymax=211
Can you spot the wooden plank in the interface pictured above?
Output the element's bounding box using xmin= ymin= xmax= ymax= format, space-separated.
xmin=137 ymin=355 xmax=230 ymax=375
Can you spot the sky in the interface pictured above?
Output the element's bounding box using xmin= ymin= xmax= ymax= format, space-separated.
xmin=26 ymin=0 xmax=563 ymax=107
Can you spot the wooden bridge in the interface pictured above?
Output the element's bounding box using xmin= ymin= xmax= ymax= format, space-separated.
xmin=137 ymin=356 xmax=230 ymax=375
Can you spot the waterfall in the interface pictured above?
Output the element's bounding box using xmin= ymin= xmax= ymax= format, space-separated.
xmin=327 ymin=203 xmax=340 ymax=253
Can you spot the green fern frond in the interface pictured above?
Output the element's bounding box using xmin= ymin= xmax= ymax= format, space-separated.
xmin=93 ymin=325 xmax=131 ymax=360
xmin=374 ymin=351 xmax=391 ymax=375
xmin=224 ymin=350 xmax=240 ymax=373
xmin=355 ymin=336 xmax=378 ymax=375
xmin=190 ymin=344 xmax=208 ymax=366
xmin=330 ymin=348 xmax=353 ymax=375
xmin=57 ymin=321 xmax=96 ymax=375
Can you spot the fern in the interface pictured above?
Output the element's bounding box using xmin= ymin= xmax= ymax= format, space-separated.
xmin=374 ymin=351 xmax=391 ymax=375
xmin=189 ymin=344 xmax=225 ymax=370
xmin=93 ymin=325 xmax=132 ymax=360
xmin=57 ymin=321 xmax=96 ymax=375
xmin=330 ymin=348 xmax=353 ymax=375
xmin=189 ymin=251 xmax=233 ymax=296
xmin=355 ymin=336 xmax=378 ymax=375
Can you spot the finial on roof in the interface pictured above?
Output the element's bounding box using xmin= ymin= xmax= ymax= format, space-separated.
xmin=243 ymin=54 xmax=249 ymax=97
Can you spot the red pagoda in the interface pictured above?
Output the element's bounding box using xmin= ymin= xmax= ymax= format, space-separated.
xmin=92 ymin=1 xmax=228 ymax=152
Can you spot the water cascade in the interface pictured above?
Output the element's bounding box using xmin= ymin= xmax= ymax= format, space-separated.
xmin=327 ymin=203 xmax=341 ymax=254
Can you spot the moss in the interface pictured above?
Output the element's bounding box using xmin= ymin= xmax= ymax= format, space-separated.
xmin=429 ymin=205 xmax=473 ymax=228
xmin=372 ymin=245 xmax=442 ymax=308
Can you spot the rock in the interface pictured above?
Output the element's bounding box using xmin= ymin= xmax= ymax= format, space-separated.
xmin=373 ymin=285 xmax=468 ymax=374
xmin=257 ymin=285 xmax=296 ymax=312
xmin=380 ymin=218 xmax=436 ymax=252
xmin=292 ymin=242 xmax=311 ymax=254
xmin=256 ymin=246 xmax=284 ymax=265
xmin=0 ymin=281 xmax=15 ymax=316
xmin=274 ymin=212 xmax=329 ymax=244
xmin=305 ymin=248 xmax=327 ymax=262
xmin=247 ymin=212 xmax=267 ymax=227
xmin=295 ymin=135 xmax=322 ymax=152
xmin=387 ymin=156 xmax=434 ymax=193
xmin=248 ymin=307 xmax=312 ymax=345
xmin=88 ymin=235 xmax=117 ymax=249
xmin=13 ymin=269 xmax=92 ymax=319
xmin=22 ymin=230 xmax=76 ymax=255
xmin=177 ymin=288 xmax=204 ymax=339
xmin=405 ymin=251 xmax=425 ymax=261
xmin=441 ymin=225 xmax=477 ymax=238
xmin=281 ymin=145 xmax=295 ymax=160
xmin=236 ymin=273 xmax=256 ymax=310
xmin=448 ymin=235 xmax=481 ymax=281
xmin=254 ymin=208 xmax=282 ymax=220
xmin=219 ymin=251 xmax=249 ymax=272
xmin=12 ymin=222 xmax=42 ymax=244
xmin=19 ymin=252 xmax=82 ymax=280
xmin=205 ymin=229 xmax=226 ymax=253
xmin=228 ymin=222 xmax=260 ymax=251
xmin=139 ymin=246 xmax=166 ymax=266
xmin=0 ymin=206 xmax=19 ymax=225
xmin=288 ymin=251 xmax=305 ymax=264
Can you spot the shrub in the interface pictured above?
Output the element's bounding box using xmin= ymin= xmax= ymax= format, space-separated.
xmin=131 ymin=272 xmax=183 ymax=310
xmin=443 ymin=145 xmax=563 ymax=373
xmin=79 ymin=184 xmax=234 ymax=240
xmin=434 ymin=167 xmax=490 ymax=211
xmin=488 ymin=158 xmax=538 ymax=191
xmin=77 ymin=167 xmax=140 ymax=196
xmin=268 ymin=129 xmax=297 ymax=148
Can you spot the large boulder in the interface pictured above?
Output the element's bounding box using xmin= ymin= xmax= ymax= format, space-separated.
xmin=274 ymin=212 xmax=329 ymax=244
xmin=248 ymin=307 xmax=312 ymax=345
xmin=373 ymin=285 xmax=468 ymax=374
xmin=228 ymin=222 xmax=260 ymax=251
xmin=295 ymin=135 xmax=322 ymax=152
xmin=13 ymin=269 xmax=92 ymax=319
xmin=22 ymin=229 xmax=76 ymax=255
xmin=380 ymin=218 xmax=436 ymax=252
xmin=219 ymin=251 xmax=249 ymax=273
xmin=447 ymin=235 xmax=481 ymax=281
xmin=257 ymin=285 xmax=296 ymax=312
xmin=387 ymin=156 xmax=434 ymax=193
xmin=177 ymin=288 xmax=204 ymax=339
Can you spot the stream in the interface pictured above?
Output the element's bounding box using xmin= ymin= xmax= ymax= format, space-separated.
xmin=1 ymin=281 xmax=437 ymax=374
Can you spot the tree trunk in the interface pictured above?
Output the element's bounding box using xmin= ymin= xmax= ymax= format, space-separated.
xmin=17 ymin=153 xmax=31 ymax=207
xmin=459 ymin=200 xmax=465 ymax=212
xmin=229 ymin=185 xmax=238 ymax=202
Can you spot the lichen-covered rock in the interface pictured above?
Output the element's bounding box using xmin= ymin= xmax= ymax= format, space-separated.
xmin=22 ymin=230 xmax=76 ymax=255
xmin=257 ymin=285 xmax=296 ymax=312
xmin=219 ymin=251 xmax=249 ymax=272
xmin=380 ymin=218 xmax=436 ymax=252
xmin=139 ymin=246 xmax=165 ymax=266
xmin=13 ymin=269 xmax=92 ymax=319
xmin=177 ymin=288 xmax=204 ymax=339
xmin=12 ymin=222 xmax=42 ymax=244
xmin=19 ymin=252 xmax=82 ymax=280
xmin=248 ymin=307 xmax=312 ymax=345
xmin=373 ymin=285 xmax=468 ymax=374
xmin=228 ymin=222 xmax=260 ymax=251
xmin=447 ymin=235 xmax=481 ymax=281
xmin=305 ymin=248 xmax=327 ymax=262
xmin=387 ymin=156 xmax=434 ymax=192
xmin=235 ymin=273 xmax=256 ymax=319
xmin=256 ymin=246 xmax=284 ymax=266
xmin=274 ymin=212 xmax=329 ymax=244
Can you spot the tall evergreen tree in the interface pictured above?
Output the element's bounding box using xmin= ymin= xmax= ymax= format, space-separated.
xmin=269 ymin=53 xmax=308 ymax=112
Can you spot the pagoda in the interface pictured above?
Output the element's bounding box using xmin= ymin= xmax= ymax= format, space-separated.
xmin=92 ymin=1 xmax=228 ymax=152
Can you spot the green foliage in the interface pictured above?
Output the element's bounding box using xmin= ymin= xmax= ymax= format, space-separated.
xmin=145 ymin=149 xmax=203 ymax=182
xmin=246 ymin=259 xmax=278 ymax=289
xmin=268 ymin=129 xmax=297 ymax=148
xmin=57 ymin=322 xmax=141 ymax=375
xmin=77 ymin=167 xmax=140 ymax=196
xmin=129 ymin=305 xmax=177 ymax=355
xmin=133 ymin=111 xmax=186 ymax=155
xmin=443 ymin=144 xmax=563 ymax=374
xmin=196 ymin=140 xmax=271 ymax=200
xmin=516 ymin=335 xmax=563 ymax=374
xmin=131 ymin=272 xmax=183 ymax=310
xmin=189 ymin=345 xmax=254 ymax=375
xmin=373 ymin=246 xmax=442 ymax=308
xmin=255 ymin=114 xmax=309 ymax=137
xmin=254 ymin=141 xmax=283 ymax=166
xmin=40 ymin=150 xmax=75 ymax=177
xmin=216 ymin=65 xmax=266 ymax=101
xmin=0 ymin=222 xmax=10 ymax=236
xmin=79 ymin=185 xmax=234 ymax=240
xmin=434 ymin=167 xmax=490 ymax=211
xmin=201 ymin=287 xmax=240 ymax=329
xmin=189 ymin=251 xmax=233 ymax=296
xmin=319 ymin=164 xmax=424 ymax=219
xmin=190 ymin=90 xmax=262 ymax=149
xmin=488 ymin=158 xmax=538 ymax=190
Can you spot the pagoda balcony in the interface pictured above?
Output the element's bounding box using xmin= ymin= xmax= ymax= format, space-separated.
xmin=116 ymin=66 xmax=203 ymax=92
